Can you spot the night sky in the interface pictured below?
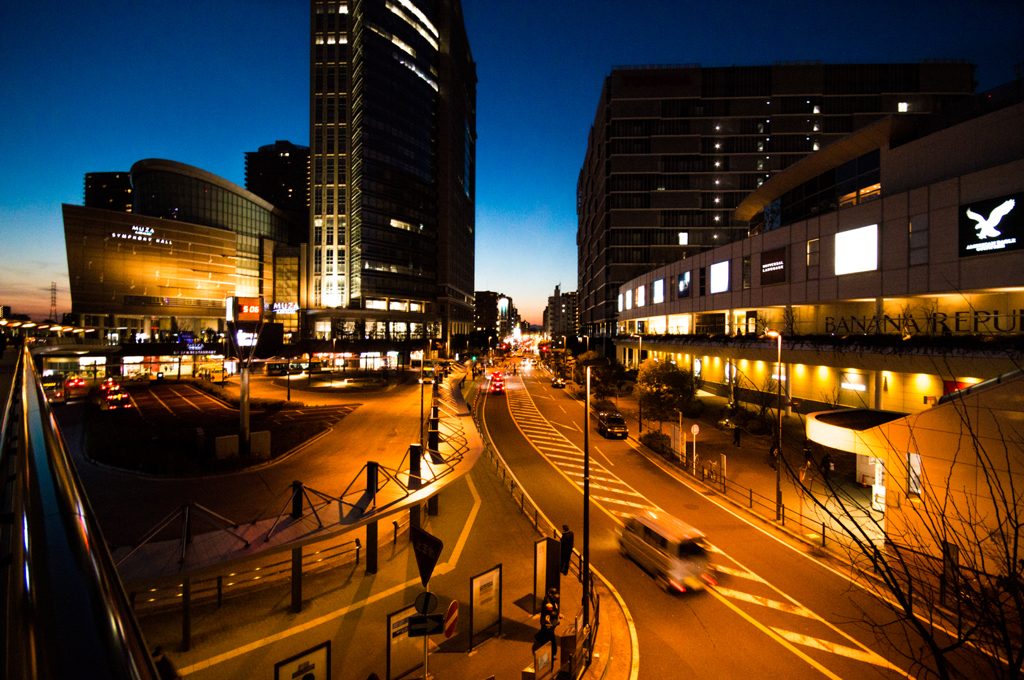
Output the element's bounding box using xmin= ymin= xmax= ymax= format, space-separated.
xmin=2 ymin=0 xmax=1022 ymax=324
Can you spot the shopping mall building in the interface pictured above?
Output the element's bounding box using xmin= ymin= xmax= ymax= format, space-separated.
xmin=614 ymin=86 xmax=1023 ymax=557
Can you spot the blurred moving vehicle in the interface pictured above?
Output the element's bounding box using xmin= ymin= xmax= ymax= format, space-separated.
xmin=64 ymin=376 xmax=89 ymax=399
xmin=101 ymin=387 xmax=133 ymax=411
xmin=41 ymin=374 xmax=67 ymax=404
xmin=618 ymin=509 xmax=715 ymax=593
xmin=551 ymin=376 xmax=565 ymax=388
xmin=597 ymin=411 xmax=628 ymax=438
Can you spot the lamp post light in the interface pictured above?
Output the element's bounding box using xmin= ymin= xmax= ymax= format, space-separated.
xmin=580 ymin=357 xmax=606 ymax=633
xmin=766 ymin=329 xmax=783 ymax=521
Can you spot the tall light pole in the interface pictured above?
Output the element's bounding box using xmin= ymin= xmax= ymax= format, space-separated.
xmin=766 ymin=330 xmax=783 ymax=520
xmin=579 ymin=358 xmax=605 ymax=632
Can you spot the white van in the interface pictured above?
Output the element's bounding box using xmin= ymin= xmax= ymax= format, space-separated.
xmin=618 ymin=509 xmax=714 ymax=593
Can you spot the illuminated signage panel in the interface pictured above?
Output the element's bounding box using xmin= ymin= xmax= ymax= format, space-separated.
xmin=760 ymin=247 xmax=787 ymax=286
xmin=709 ymin=261 xmax=729 ymax=294
xmin=636 ymin=285 xmax=646 ymax=307
xmin=677 ymin=271 xmax=691 ymax=298
xmin=834 ymin=225 xmax=878 ymax=275
xmin=227 ymin=296 xmax=264 ymax=322
xmin=958 ymin=192 xmax=1022 ymax=258
xmin=653 ymin=279 xmax=664 ymax=304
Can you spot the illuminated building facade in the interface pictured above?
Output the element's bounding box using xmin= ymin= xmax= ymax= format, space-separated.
xmin=615 ymin=84 xmax=1024 ymax=557
xmin=474 ymin=290 xmax=518 ymax=340
xmin=307 ymin=0 xmax=476 ymax=352
xmin=62 ymin=160 xmax=303 ymax=341
xmin=577 ymin=62 xmax=976 ymax=339
xmin=545 ymin=285 xmax=578 ymax=338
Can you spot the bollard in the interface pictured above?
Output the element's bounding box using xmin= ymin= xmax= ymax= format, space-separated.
xmin=393 ymin=520 xmax=399 ymax=545
xmin=355 ymin=538 xmax=362 ymax=564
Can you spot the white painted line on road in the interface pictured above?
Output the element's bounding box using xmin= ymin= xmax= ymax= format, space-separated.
xmin=771 ymin=628 xmax=904 ymax=671
xmin=147 ymin=390 xmax=176 ymax=415
xmin=591 ymin=495 xmax=649 ymax=510
xmin=169 ymin=388 xmax=204 ymax=411
xmin=714 ymin=587 xmax=814 ymax=617
xmin=712 ymin=565 xmax=764 ymax=582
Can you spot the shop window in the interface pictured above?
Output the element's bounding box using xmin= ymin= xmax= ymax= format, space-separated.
xmin=909 ymin=215 xmax=928 ymax=265
xmin=908 ymin=453 xmax=922 ymax=496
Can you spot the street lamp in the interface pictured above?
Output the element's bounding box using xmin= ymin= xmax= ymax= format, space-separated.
xmin=765 ymin=330 xmax=783 ymax=521
xmin=580 ymin=357 xmax=606 ymax=633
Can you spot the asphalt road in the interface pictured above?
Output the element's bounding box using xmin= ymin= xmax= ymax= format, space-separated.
xmin=480 ymin=363 xmax=982 ymax=680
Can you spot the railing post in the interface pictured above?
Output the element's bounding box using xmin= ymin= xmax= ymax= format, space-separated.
xmin=366 ymin=521 xmax=378 ymax=574
xmin=291 ymin=480 xmax=303 ymax=519
xmin=182 ymin=576 xmax=192 ymax=651
xmin=291 ymin=546 xmax=302 ymax=613
xmin=409 ymin=443 xmax=422 ymax=529
xmin=393 ymin=520 xmax=399 ymax=545
xmin=749 ymin=489 xmax=753 ymax=508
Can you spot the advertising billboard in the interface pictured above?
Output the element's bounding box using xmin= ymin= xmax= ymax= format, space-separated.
xmin=709 ymin=261 xmax=729 ymax=294
xmin=760 ymin=247 xmax=787 ymax=285
xmin=958 ymin=192 xmax=1022 ymax=258
xmin=834 ymin=225 xmax=878 ymax=275
xmin=677 ymin=271 xmax=691 ymax=298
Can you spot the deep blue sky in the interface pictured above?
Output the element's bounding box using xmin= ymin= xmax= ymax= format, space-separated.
xmin=2 ymin=1 xmax=1022 ymax=324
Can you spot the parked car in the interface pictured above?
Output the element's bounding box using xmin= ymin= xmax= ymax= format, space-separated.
xmin=597 ymin=411 xmax=628 ymax=439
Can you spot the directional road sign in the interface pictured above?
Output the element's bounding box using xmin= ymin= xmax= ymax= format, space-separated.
xmin=408 ymin=614 xmax=445 ymax=637
xmin=410 ymin=526 xmax=444 ymax=588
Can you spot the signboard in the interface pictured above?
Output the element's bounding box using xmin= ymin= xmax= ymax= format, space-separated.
xmin=691 ymin=424 xmax=700 ymax=436
xmin=408 ymin=614 xmax=444 ymax=637
xmin=958 ymin=192 xmax=1022 ymax=258
xmin=534 ymin=538 xmax=559 ymax=614
xmin=677 ymin=271 xmax=691 ymax=299
xmin=834 ymin=225 xmax=878 ymax=275
xmin=760 ymin=246 xmax=787 ymax=286
xmin=387 ymin=605 xmax=420 ymax=680
xmin=410 ymin=526 xmax=444 ymax=588
xmin=444 ymin=600 xmax=459 ymax=639
xmin=470 ymin=564 xmax=502 ymax=650
xmin=275 ymin=641 xmax=330 ymax=680
xmin=226 ymin=296 xmax=264 ymax=323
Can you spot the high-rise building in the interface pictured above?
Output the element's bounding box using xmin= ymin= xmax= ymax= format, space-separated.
xmin=84 ymin=172 xmax=133 ymax=213
xmin=306 ymin=0 xmax=476 ymax=352
xmin=577 ymin=62 xmax=976 ymax=339
xmin=474 ymin=290 xmax=518 ymax=340
xmin=244 ymin=140 xmax=310 ymax=218
xmin=545 ymin=285 xmax=577 ymax=338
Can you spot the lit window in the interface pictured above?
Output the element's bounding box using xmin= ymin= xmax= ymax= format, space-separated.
xmin=908 ymin=453 xmax=922 ymax=495
xmin=626 ymin=290 xmax=633 ymax=310
xmin=898 ymin=102 xmax=909 ymax=112
xmin=812 ymin=142 xmax=819 ymax=151
xmin=653 ymin=279 xmax=664 ymax=304
xmin=813 ymin=105 xmax=820 ymax=114
xmin=678 ymin=232 xmax=688 ymax=245
xmin=637 ymin=285 xmax=646 ymax=307
xmin=618 ymin=294 xmax=624 ymax=312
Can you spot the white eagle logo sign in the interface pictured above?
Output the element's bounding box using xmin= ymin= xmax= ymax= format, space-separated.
xmin=966 ymin=199 xmax=1016 ymax=239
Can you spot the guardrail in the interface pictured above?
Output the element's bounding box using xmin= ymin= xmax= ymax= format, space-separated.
xmin=1 ymin=345 xmax=161 ymax=679
xmin=471 ymin=390 xmax=600 ymax=679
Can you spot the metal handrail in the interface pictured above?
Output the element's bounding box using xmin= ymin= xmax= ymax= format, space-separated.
xmin=2 ymin=346 xmax=160 ymax=679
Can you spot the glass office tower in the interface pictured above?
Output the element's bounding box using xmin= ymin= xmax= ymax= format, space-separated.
xmin=308 ymin=0 xmax=476 ymax=348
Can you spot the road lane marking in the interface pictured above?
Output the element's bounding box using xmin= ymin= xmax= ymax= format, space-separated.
xmin=714 ymin=587 xmax=815 ymax=617
xmin=771 ymin=629 xmax=903 ymax=670
xmin=147 ymin=390 xmax=176 ymax=415
xmin=712 ymin=565 xmax=765 ymax=582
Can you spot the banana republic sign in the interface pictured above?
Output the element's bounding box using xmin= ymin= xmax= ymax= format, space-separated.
xmin=959 ymin=192 xmax=1022 ymax=258
xmin=824 ymin=309 xmax=1024 ymax=334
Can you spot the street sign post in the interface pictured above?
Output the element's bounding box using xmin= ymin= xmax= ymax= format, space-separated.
xmin=408 ymin=614 xmax=444 ymax=637
xmin=410 ymin=526 xmax=444 ymax=588
xmin=444 ymin=600 xmax=459 ymax=640
xmin=691 ymin=423 xmax=700 ymax=474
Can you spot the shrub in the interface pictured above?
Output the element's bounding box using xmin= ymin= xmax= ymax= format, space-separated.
xmin=640 ymin=431 xmax=672 ymax=457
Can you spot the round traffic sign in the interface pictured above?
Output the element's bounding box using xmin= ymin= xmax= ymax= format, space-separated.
xmin=691 ymin=424 xmax=700 ymax=436
xmin=444 ymin=600 xmax=459 ymax=639
xmin=415 ymin=591 xmax=438 ymax=615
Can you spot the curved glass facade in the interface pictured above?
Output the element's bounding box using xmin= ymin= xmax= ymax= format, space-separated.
xmin=131 ymin=160 xmax=302 ymax=296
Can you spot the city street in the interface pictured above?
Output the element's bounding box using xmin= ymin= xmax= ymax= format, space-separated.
xmin=479 ymin=361 xmax=978 ymax=680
